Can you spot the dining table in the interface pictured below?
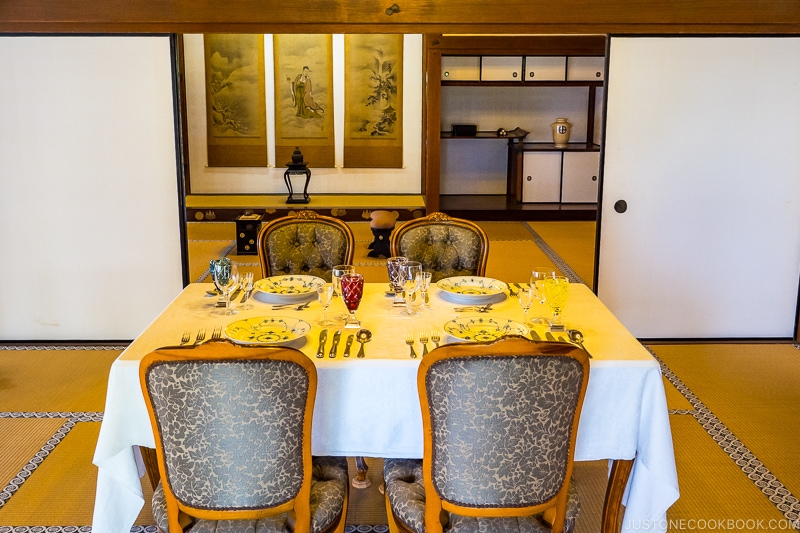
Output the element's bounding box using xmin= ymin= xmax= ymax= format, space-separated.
xmin=92 ymin=279 xmax=679 ymax=533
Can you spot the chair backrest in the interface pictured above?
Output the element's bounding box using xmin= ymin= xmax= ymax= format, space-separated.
xmin=418 ymin=336 xmax=590 ymax=533
xmin=390 ymin=212 xmax=488 ymax=282
xmin=257 ymin=210 xmax=355 ymax=281
xmin=139 ymin=340 xmax=317 ymax=533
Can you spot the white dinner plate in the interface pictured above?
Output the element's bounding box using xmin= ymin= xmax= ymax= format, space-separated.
xmin=225 ymin=316 xmax=312 ymax=345
xmin=253 ymin=275 xmax=325 ymax=304
xmin=436 ymin=276 xmax=508 ymax=304
xmin=443 ymin=316 xmax=529 ymax=342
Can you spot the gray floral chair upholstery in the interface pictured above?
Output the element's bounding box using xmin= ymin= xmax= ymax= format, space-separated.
xmin=389 ymin=212 xmax=488 ymax=283
xmin=139 ymin=341 xmax=348 ymax=533
xmin=257 ymin=210 xmax=354 ymax=282
xmin=384 ymin=336 xmax=590 ymax=533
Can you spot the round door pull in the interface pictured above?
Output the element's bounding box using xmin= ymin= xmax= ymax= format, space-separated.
xmin=513 ymin=72 xmax=518 ymax=78
xmin=614 ymin=200 xmax=627 ymax=213
xmin=591 ymin=175 xmax=597 ymax=181
xmin=526 ymin=176 xmax=532 ymax=181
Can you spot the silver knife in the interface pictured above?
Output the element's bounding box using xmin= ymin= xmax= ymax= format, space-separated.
xmin=545 ymin=331 xmax=556 ymax=341
xmin=530 ymin=329 xmax=541 ymax=341
xmin=316 ymin=329 xmax=328 ymax=358
xmin=328 ymin=331 xmax=342 ymax=358
xmin=343 ymin=334 xmax=354 ymax=357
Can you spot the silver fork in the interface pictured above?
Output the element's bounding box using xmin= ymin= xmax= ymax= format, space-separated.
xmin=193 ymin=329 xmax=206 ymax=345
xmin=430 ymin=330 xmax=441 ymax=348
xmin=419 ymin=331 xmax=429 ymax=356
xmin=508 ymin=283 xmax=519 ymax=297
xmin=210 ymin=326 xmax=222 ymax=341
xmin=405 ymin=334 xmax=417 ymax=358
xmin=180 ymin=331 xmax=191 ymax=345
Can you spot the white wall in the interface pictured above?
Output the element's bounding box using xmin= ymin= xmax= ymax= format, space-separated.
xmin=184 ymin=34 xmax=423 ymax=194
xmin=0 ymin=36 xmax=183 ymax=340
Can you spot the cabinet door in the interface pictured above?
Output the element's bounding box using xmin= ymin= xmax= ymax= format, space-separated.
xmin=441 ymin=56 xmax=481 ymax=81
xmin=522 ymin=152 xmax=562 ymax=202
xmin=524 ymin=56 xmax=566 ymax=81
xmin=561 ymin=151 xmax=599 ymax=203
xmin=481 ymin=56 xmax=522 ymax=81
xmin=567 ymin=56 xmax=605 ymax=80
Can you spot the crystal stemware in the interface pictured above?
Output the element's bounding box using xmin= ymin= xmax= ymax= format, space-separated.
xmin=418 ymin=271 xmax=433 ymax=309
xmin=317 ymin=283 xmax=336 ymax=326
xmin=239 ymin=272 xmax=254 ymax=311
xmin=517 ymin=284 xmax=535 ymax=326
xmin=543 ymin=275 xmax=569 ymax=330
xmin=340 ymin=273 xmax=365 ymax=329
xmin=400 ymin=261 xmax=422 ymax=316
xmin=386 ymin=256 xmax=408 ymax=305
xmin=529 ymin=268 xmax=556 ymax=324
xmin=210 ymin=258 xmax=240 ymax=315
xmin=332 ymin=264 xmax=355 ymax=297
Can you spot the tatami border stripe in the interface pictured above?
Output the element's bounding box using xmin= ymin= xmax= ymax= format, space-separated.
xmin=648 ymin=346 xmax=800 ymax=525
xmin=0 ymin=346 xmax=126 ymax=351
xmin=522 ymin=225 xmax=586 ymax=285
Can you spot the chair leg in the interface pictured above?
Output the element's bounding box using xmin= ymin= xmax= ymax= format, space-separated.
xmin=351 ymin=456 xmax=372 ymax=489
xmin=140 ymin=446 xmax=161 ymax=491
xmin=601 ymin=458 xmax=634 ymax=533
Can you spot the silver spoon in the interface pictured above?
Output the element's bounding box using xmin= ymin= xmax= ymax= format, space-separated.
xmin=356 ymin=329 xmax=372 ymax=358
xmin=568 ymin=329 xmax=593 ymax=358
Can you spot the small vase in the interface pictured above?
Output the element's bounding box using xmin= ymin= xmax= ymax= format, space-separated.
xmin=551 ymin=118 xmax=572 ymax=148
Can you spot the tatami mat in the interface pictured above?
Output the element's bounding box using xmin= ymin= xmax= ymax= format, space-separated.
xmin=527 ymin=222 xmax=596 ymax=289
xmin=346 ymin=458 xmax=387 ymax=525
xmin=653 ymin=344 xmax=800 ymax=500
xmin=0 ymin=423 xmax=101 ymax=524
xmin=486 ymin=240 xmax=559 ymax=283
xmin=0 ymin=349 xmax=121 ymax=412
xmin=667 ymin=415 xmax=788 ymax=526
xmin=0 ymin=418 xmax=68 ymax=489
xmin=572 ymin=460 xmax=610 ymax=533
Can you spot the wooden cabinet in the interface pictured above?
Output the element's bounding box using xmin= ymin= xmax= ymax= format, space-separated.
xmin=426 ymin=35 xmax=606 ymax=217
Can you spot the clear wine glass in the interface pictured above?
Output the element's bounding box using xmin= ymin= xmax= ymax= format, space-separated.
xmin=317 ymin=283 xmax=336 ymax=326
xmin=418 ymin=271 xmax=433 ymax=309
xmin=517 ymin=284 xmax=535 ymax=326
xmin=400 ymin=261 xmax=422 ymax=316
xmin=386 ymin=256 xmax=408 ymax=305
xmin=211 ymin=258 xmax=240 ymax=315
xmin=529 ymin=268 xmax=555 ymax=324
xmin=340 ymin=273 xmax=364 ymax=329
xmin=543 ymin=275 xmax=569 ymax=330
xmin=239 ymin=272 xmax=254 ymax=311
xmin=332 ymin=264 xmax=355 ymax=297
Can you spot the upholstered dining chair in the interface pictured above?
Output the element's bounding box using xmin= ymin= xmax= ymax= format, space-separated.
xmin=384 ymin=336 xmax=590 ymax=533
xmin=257 ymin=210 xmax=355 ymax=281
xmin=139 ymin=340 xmax=349 ymax=533
xmin=389 ymin=212 xmax=488 ymax=282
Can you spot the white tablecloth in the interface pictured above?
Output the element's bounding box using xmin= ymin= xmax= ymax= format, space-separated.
xmin=92 ymin=282 xmax=678 ymax=533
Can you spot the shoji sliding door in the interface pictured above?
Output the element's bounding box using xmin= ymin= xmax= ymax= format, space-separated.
xmin=0 ymin=36 xmax=183 ymax=340
xmin=598 ymin=37 xmax=800 ymax=339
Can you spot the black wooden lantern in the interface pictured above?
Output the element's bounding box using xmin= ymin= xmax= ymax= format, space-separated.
xmin=284 ymin=147 xmax=311 ymax=204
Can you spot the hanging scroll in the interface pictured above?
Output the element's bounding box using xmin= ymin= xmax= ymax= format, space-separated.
xmin=204 ymin=34 xmax=268 ymax=167
xmin=273 ymin=34 xmax=335 ymax=168
xmin=344 ymin=34 xmax=403 ymax=168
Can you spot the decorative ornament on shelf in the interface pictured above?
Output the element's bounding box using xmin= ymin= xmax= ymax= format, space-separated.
xmin=284 ymin=147 xmax=311 ymax=204
xmin=551 ymin=118 xmax=572 ymax=148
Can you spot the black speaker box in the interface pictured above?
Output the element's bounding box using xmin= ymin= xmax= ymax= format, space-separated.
xmin=451 ymin=124 xmax=478 ymax=136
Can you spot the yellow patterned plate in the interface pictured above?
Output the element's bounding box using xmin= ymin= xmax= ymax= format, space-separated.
xmin=443 ymin=316 xmax=529 ymax=342
xmin=253 ymin=275 xmax=325 ymax=304
xmin=437 ymin=276 xmax=508 ymax=304
xmin=225 ymin=316 xmax=312 ymax=345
